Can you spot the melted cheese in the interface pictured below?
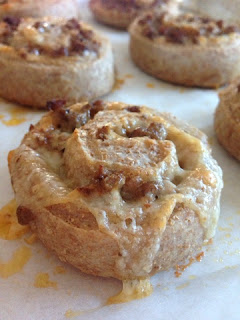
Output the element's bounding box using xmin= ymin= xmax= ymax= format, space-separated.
xmin=0 ymin=246 xmax=32 ymax=278
xmin=54 ymin=266 xmax=66 ymax=274
xmin=107 ymin=279 xmax=153 ymax=304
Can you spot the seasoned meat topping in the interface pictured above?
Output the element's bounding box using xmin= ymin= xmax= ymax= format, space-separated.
xmin=48 ymin=100 xmax=106 ymax=133
xmin=126 ymin=106 xmax=141 ymax=113
xmin=138 ymin=12 xmax=240 ymax=44
xmin=3 ymin=16 xmax=21 ymax=29
xmin=78 ymin=165 xmax=160 ymax=201
xmin=127 ymin=122 xmax=167 ymax=140
xmin=99 ymin=0 xmax=167 ymax=11
xmin=16 ymin=206 xmax=34 ymax=225
xmin=121 ymin=177 xmax=159 ymax=201
xmin=78 ymin=165 xmax=124 ymax=195
xmin=47 ymin=99 xmax=67 ymax=111
xmin=96 ymin=125 xmax=110 ymax=141
xmin=0 ymin=17 xmax=100 ymax=57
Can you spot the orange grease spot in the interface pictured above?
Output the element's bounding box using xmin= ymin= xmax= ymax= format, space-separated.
xmin=113 ymin=78 xmax=125 ymax=91
xmin=125 ymin=74 xmax=134 ymax=79
xmin=146 ymin=83 xmax=155 ymax=88
xmin=54 ymin=266 xmax=66 ymax=275
xmin=24 ymin=233 xmax=38 ymax=245
xmin=176 ymin=282 xmax=190 ymax=290
xmin=65 ymin=309 xmax=82 ymax=318
xmin=0 ymin=246 xmax=32 ymax=278
xmin=0 ymin=199 xmax=29 ymax=240
xmin=34 ymin=273 xmax=57 ymax=289
xmin=0 ymin=106 xmax=28 ymax=126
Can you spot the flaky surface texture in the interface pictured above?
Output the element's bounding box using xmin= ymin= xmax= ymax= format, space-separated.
xmin=89 ymin=0 xmax=179 ymax=29
xmin=129 ymin=11 xmax=240 ymax=88
xmin=0 ymin=17 xmax=114 ymax=108
xmin=0 ymin=0 xmax=79 ymax=19
xmin=215 ymin=81 xmax=240 ymax=161
xmin=9 ymin=101 xmax=223 ymax=280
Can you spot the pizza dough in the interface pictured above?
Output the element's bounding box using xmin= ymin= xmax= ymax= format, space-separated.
xmin=9 ymin=100 xmax=223 ymax=280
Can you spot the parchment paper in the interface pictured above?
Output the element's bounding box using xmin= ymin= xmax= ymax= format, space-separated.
xmin=0 ymin=1 xmax=240 ymax=319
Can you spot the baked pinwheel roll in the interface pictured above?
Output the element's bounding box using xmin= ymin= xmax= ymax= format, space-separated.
xmin=89 ymin=0 xmax=179 ymax=29
xmin=129 ymin=12 xmax=240 ymax=88
xmin=9 ymin=100 xmax=223 ymax=280
xmin=215 ymin=81 xmax=240 ymax=161
xmin=0 ymin=17 xmax=114 ymax=108
xmin=0 ymin=0 xmax=79 ymax=19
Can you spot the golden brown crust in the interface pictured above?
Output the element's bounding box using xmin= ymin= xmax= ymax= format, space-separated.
xmin=89 ymin=0 xmax=179 ymax=29
xmin=8 ymin=101 xmax=223 ymax=279
xmin=214 ymin=80 xmax=240 ymax=161
xmin=0 ymin=0 xmax=79 ymax=19
xmin=129 ymin=12 xmax=240 ymax=88
xmin=0 ymin=17 xmax=114 ymax=108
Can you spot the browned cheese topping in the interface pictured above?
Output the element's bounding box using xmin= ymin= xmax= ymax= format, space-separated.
xmin=27 ymin=100 xmax=171 ymax=202
xmin=138 ymin=12 xmax=240 ymax=44
xmin=0 ymin=17 xmax=100 ymax=57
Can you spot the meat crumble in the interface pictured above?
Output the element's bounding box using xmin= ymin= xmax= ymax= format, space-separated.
xmin=0 ymin=17 xmax=100 ymax=57
xmin=138 ymin=12 xmax=240 ymax=44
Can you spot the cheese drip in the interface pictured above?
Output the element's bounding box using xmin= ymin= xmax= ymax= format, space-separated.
xmin=107 ymin=278 xmax=153 ymax=304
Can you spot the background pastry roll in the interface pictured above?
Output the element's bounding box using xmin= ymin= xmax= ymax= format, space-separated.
xmin=0 ymin=0 xmax=79 ymax=19
xmin=0 ymin=16 xmax=114 ymax=108
xmin=129 ymin=11 xmax=240 ymax=88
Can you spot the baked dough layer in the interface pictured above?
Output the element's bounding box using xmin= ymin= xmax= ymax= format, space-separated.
xmin=215 ymin=80 xmax=240 ymax=161
xmin=0 ymin=0 xmax=79 ymax=19
xmin=89 ymin=0 xmax=179 ymax=29
xmin=0 ymin=17 xmax=114 ymax=108
xmin=129 ymin=12 xmax=240 ymax=88
xmin=9 ymin=101 xmax=223 ymax=279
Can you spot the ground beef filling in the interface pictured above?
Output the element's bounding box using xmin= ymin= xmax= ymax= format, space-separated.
xmin=48 ymin=100 xmax=105 ymax=133
xmin=99 ymin=0 xmax=167 ymax=11
xmin=138 ymin=13 xmax=240 ymax=44
xmin=0 ymin=17 xmax=100 ymax=57
xmin=78 ymin=165 xmax=160 ymax=201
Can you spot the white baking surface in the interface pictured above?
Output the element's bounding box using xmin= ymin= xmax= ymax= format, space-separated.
xmin=0 ymin=1 xmax=240 ymax=319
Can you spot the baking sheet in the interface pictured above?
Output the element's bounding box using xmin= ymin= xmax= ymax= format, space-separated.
xmin=0 ymin=1 xmax=240 ymax=319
